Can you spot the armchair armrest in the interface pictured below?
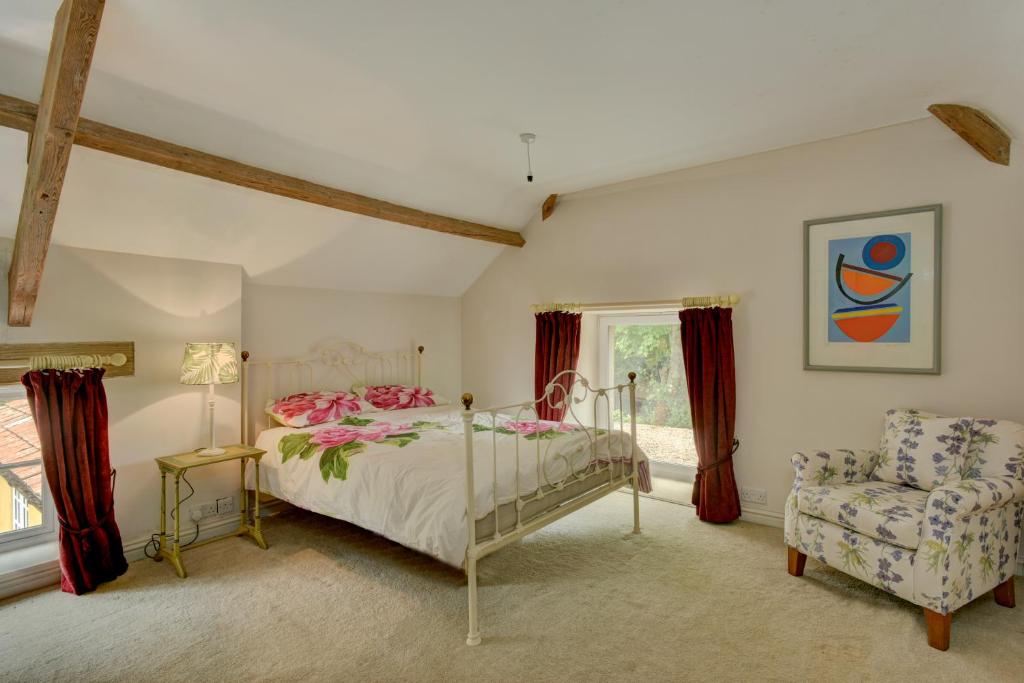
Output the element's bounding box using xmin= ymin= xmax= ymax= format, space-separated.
xmin=916 ymin=476 xmax=1024 ymax=614
xmin=790 ymin=449 xmax=880 ymax=490
xmin=925 ymin=476 xmax=1024 ymax=521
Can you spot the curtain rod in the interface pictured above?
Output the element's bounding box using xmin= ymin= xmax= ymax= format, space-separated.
xmin=0 ymin=352 xmax=128 ymax=372
xmin=530 ymin=294 xmax=740 ymax=314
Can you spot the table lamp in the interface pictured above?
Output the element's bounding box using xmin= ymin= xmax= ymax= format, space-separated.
xmin=180 ymin=342 xmax=239 ymax=456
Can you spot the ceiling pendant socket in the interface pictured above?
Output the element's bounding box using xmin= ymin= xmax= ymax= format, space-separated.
xmin=519 ymin=133 xmax=537 ymax=182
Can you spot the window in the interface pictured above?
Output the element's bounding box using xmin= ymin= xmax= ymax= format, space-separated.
xmin=598 ymin=312 xmax=697 ymax=481
xmin=0 ymin=387 xmax=53 ymax=549
xmin=12 ymin=488 xmax=29 ymax=530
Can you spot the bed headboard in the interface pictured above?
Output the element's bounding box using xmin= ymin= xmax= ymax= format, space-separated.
xmin=241 ymin=338 xmax=424 ymax=443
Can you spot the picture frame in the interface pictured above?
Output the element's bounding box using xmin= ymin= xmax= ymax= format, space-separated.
xmin=803 ymin=204 xmax=942 ymax=374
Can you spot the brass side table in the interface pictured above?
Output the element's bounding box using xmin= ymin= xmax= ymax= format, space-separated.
xmin=154 ymin=444 xmax=268 ymax=578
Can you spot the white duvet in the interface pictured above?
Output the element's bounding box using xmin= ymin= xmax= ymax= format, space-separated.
xmin=251 ymin=405 xmax=648 ymax=566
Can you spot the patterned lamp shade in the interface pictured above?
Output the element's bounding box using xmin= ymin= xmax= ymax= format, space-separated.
xmin=180 ymin=342 xmax=239 ymax=385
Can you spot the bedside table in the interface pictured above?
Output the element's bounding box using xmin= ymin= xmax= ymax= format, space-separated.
xmin=154 ymin=443 xmax=268 ymax=578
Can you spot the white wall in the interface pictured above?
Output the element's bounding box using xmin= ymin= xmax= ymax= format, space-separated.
xmin=0 ymin=240 xmax=243 ymax=550
xmin=462 ymin=118 xmax=1024 ymax=522
xmin=0 ymin=246 xmax=463 ymax=583
xmin=0 ymin=242 xmax=460 ymax=573
xmin=242 ymin=283 xmax=461 ymax=432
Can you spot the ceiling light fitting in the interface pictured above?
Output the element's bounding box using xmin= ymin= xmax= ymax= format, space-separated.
xmin=520 ymin=132 xmax=536 ymax=182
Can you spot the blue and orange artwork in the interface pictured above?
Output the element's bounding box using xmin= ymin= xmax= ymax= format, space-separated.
xmin=828 ymin=233 xmax=912 ymax=343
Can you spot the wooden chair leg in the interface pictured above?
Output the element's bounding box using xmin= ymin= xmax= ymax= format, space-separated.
xmin=787 ymin=547 xmax=807 ymax=577
xmin=994 ymin=577 xmax=1016 ymax=608
xmin=923 ymin=608 xmax=951 ymax=651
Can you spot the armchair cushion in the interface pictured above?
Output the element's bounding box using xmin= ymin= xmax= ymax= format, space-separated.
xmin=789 ymin=515 xmax=917 ymax=604
xmin=879 ymin=408 xmax=941 ymax=457
xmin=798 ymin=481 xmax=928 ymax=550
xmin=790 ymin=449 xmax=880 ymax=489
xmin=873 ymin=413 xmax=971 ymax=491
xmin=785 ymin=449 xmax=880 ymax=548
xmin=961 ymin=419 xmax=1024 ymax=480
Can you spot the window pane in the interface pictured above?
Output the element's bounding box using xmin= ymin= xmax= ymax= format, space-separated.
xmin=611 ymin=322 xmax=696 ymax=468
xmin=0 ymin=396 xmax=45 ymax=535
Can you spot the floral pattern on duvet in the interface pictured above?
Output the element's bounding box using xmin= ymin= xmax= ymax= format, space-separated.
xmin=473 ymin=418 xmax=599 ymax=440
xmin=277 ymin=413 xmax=604 ymax=483
xmin=279 ymin=416 xmax=447 ymax=482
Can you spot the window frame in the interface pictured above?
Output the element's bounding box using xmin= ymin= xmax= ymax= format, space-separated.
xmin=597 ymin=311 xmax=696 ymax=483
xmin=0 ymin=385 xmax=55 ymax=551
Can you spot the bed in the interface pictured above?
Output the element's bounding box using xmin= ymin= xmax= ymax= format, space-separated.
xmin=242 ymin=339 xmax=650 ymax=645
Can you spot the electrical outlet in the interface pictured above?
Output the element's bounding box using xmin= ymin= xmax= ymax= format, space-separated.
xmin=740 ymin=487 xmax=767 ymax=505
xmin=216 ymin=496 xmax=234 ymax=515
xmin=192 ymin=501 xmax=217 ymax=520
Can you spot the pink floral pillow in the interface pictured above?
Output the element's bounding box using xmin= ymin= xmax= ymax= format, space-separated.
xmin=267 ymin=391 xmax=369 ymax=428
xmin=362 ymin=385 xmax=448 ymax=411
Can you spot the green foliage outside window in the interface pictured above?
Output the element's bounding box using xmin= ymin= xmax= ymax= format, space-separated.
xmin=610 ymin=323 xmax=692 ymax=429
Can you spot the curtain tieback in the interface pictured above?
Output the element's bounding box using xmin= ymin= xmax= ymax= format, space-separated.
xmin=696 ymin=439 xmax=740 ymax=473
xmin=56 ymin=470 xmax=117 ymax=551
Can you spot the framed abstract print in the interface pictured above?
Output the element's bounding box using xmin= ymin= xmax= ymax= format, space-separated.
xmin=804 ymin=204 xmax=941 ymax=374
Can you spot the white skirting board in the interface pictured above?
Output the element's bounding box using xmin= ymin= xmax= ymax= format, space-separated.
xmin=738 ymin=507 xmax=784 ymax=528
xmin=0 ymin=559 xmax=61 ymax=600
xmin=120 ymin=500 xmax=289 ymax=562
xmin=632 ymin=478 xmax=786 ymax=528
xmin=0 ymin=498 xmax=291 ymax=601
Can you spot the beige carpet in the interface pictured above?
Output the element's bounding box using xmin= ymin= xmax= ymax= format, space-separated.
xmin=2 ymin=494 xmax=1022 ymax=682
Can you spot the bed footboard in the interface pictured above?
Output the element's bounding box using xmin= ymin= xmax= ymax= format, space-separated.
xmin=460 ymin=370 xmax=641 ymax=646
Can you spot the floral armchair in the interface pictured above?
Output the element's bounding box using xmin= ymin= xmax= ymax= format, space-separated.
xmin=784 ymin=409 xmax=1024 ymax=650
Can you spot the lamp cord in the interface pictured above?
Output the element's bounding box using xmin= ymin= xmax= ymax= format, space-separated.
xmin=143 ymin=470 xmax=200 ymax=559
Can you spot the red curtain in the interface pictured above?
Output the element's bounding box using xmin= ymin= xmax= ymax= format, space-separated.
xmin=21 ymin=368 xmax=127 ymax=594
xmin=534 ymin=311 xmax=583 ymax=421
xmin=679 ymin=307 xmax=741 ymax=523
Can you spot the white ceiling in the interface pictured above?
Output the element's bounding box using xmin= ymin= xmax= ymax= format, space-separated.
xmin=0 ymin=0 xmax=1021 ymax=295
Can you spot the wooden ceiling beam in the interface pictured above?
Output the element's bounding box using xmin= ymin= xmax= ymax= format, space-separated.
xmin=0 ymin=93 xmax=526 ymax=252
xmin=928 ymin=104 xmax=1011 ymax=166
xmin=541 ymin=194 xmax=558 ymax=221
xmin=0 ymin=93 xmax=37 ymax=133
xmin=8 ymin=0 xmax=105 ymax=326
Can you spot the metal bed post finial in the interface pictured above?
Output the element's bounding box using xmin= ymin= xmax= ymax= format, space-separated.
xmin=460 ymin=389 xmax=481 ymax=645
xmin=627 ymin=371 xmax=640 ymax=534
xmin=417 ymin=345 xmax=424 ymax=387
xmin=241 ymin=350 xmax=250 ymax=446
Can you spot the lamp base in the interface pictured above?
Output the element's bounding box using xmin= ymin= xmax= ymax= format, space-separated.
xmin=197 ymin=446 xmax=227 ymax=457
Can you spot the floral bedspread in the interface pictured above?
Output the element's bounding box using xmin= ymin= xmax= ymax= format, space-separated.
xmin=276 ymin=409 xmax=649 ymax=489
xmin=252 ymin=405 xmax=650 ymax=566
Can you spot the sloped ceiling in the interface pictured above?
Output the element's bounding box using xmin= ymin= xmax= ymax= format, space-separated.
xmin=0 ymin=0 xmax=1021 ymax=296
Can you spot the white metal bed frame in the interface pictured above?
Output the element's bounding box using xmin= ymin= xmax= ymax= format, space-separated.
xmin=241 ymin=339 xmax=641 ymax=646
xmin=241 ymin=338 xmax=423 ymax=442
xmin=459 ymin=370 xmax=641 ymax=645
